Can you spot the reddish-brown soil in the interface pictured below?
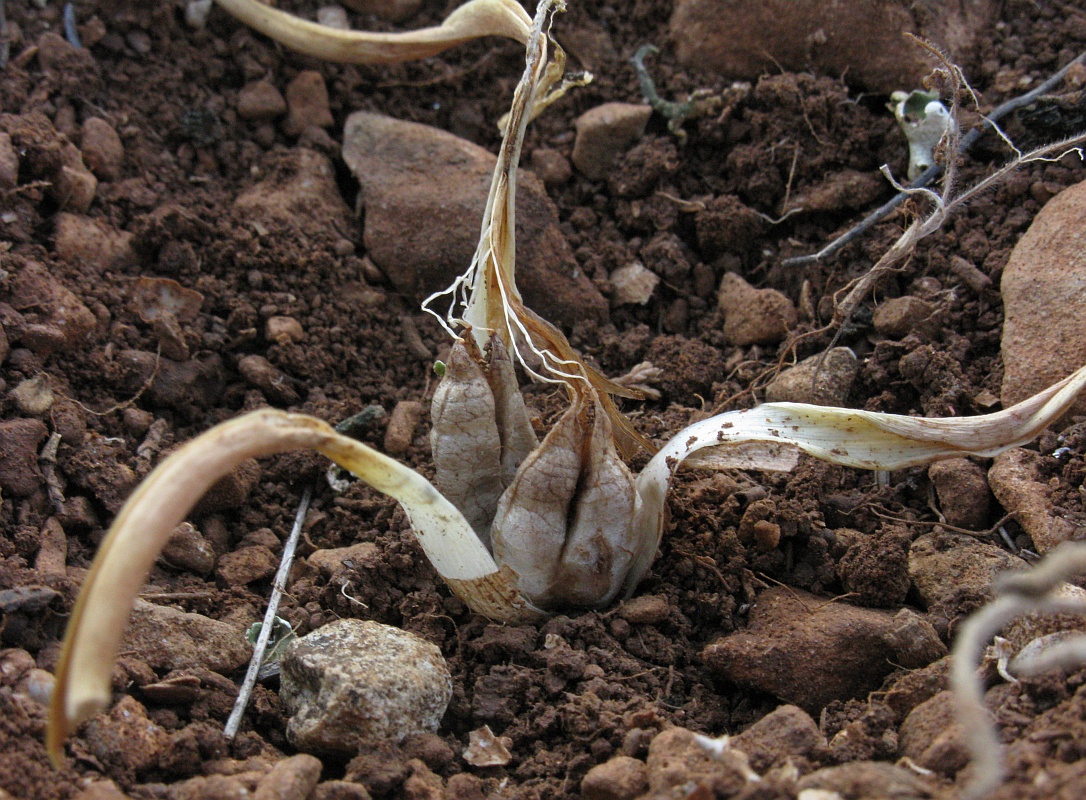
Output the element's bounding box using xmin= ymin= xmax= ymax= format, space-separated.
xmin=3 ymin=1 xmax=1086 ymax=799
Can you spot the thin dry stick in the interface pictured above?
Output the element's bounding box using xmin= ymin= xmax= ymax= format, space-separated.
xmin=223 ymin=484 xmax=312 ymax=739
xmin=782 ymin=48 xmax=1086 ymax=269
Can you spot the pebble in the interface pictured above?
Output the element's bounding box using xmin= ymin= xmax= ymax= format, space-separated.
xmin=216 ymin=545 xmax=278 ymax=586
xmin=764 ymin=347 xmax=857 ymax=405
xmin=702 ymin=586 xmax=943 ymax=712
xmin=617 ymin=594 xmax=669 ymax=625
xmin=342 ymin=112 xmax=607 ymax=328
xmin=0 ymin=322 xmax=8 ymax=364
xmin=310 ymin=781 xmax=372 ymax=800
xmin=8 ymin=260 xmax=97 ymax=355
xmin=669 ymin=0 xmax=996 ymax=93
xmin=307 ymin=542 xmax=380 ymax=577
xmin=927 ymin=457 xmax=990 ymax=530
xmin=54 ymin=213 xmax=137 ymax=269
xmin=0 ymin=131 xmax=17 ymax=190
xmin=13 ymin=667 xmax=55 ymax=706
xmin=122 ymin=598 xmax=252 ymax=672
xmin=0 ymin=418 xmax=47 ymax=497
xmin=280 ymin=619 xmax=453 ymax=753
xmin=988 ymin=447 xmax=1079 ymax=553
xmin=795 ymin=761 xmax=944 ymax=799
xmin=266 ymin=315 xmax=305 ymax=344
xmin=732 ymin=704 xmax=824 ymax=772
xmin=253 ymin=754 xmax=323 ymax=800
xmin=610 ymin=262 xmax=659 ymax=306
xmin=316 ymin=6 xmax=350 ymax=29
xmin=34 ymin=516 xmax=68 ymax=577
xmin=238 ymin=354 xmax=300 ymax=405
xmin=238 ymin=80 xmax=288 ymax=122
xmin=383 ymin=399 xmax=424 ymax=455
xmin=718 ymin=272 xmax=797 ymax=346
xmin=161 ymin=521 xmax=217 ymax=575
xmin=581 ymin=755 xmax=648 ymax=800
xmin=80 ymin=695 xmax=171 ymax=777
xmin=645 ymin=727 xmax=758 ymax=795
xmin=80 ymin=117 xmax=124 ymax=181
xmin=1001 ymin=179 xmax=1086 ymax=419
xmin=872 ymin=295 xmax=938 ymax=339
xmin=54 ymin=141 xmax=97 ymax=212
xmin=9 ymin=374 xmax=54 ymax=415
xmin=570 ymin=102 xmax=652 ymax=180
xmin=908 ymin=530 xmax=1026 ymax=613
xmin=528 ymin=147 xmax=572 ymax=188
xmin=283 ymin=71 xmax=334 ymax=137
xmin=898 ymin=690 xmax=970 ymax=778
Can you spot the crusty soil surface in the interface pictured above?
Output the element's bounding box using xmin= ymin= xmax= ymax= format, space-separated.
xmin=3 ymin=1 xmax=1086 ymax=799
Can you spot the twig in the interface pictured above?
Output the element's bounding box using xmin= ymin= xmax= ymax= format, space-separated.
xmin=223 ymin=484 xmax=312 ymax=739
xmin=782 ymin=48 xmax=1086 ymax=269
xmin=63 ymin=3 xmax=81 ymax=48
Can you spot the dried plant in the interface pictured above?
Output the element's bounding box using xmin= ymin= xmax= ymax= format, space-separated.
xmin=951 ymin=542 xmax=1086 ymax=799
xmin=45 ymin=0 xmax=1086 ymax=766
xmin=214 ymin=0 xmax=533 ymax=64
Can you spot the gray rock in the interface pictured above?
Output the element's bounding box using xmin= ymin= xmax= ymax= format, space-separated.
xmin=280 ymin=619 xmax=453 ymax=753
xmin=1001 ymin=179 xmax=1086 ymax=420
xmin=764 ymin=347 xmax=857 ymax=405
xmin=341 ymin=112 xmax=608 ymax=329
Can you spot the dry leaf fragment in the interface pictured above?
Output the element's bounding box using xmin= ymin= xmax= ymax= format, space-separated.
xmin=463 ymin=724 xmax=513 ymax=767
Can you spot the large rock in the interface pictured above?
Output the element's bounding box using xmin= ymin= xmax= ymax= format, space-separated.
xmin=669 ymin=0 xmax=997 ymax=93
xmin=342 ymin=112 xmax=608 ymax=328
xmin=1001 ymin=179 xmax=1086 ymax=420
xmin=702 ymin=587 xmax=944 ymax=712
xmin=121 ymin=599 xmax=252 ymax=673
xmin=280 ymin=619 xmax=452 ymax=754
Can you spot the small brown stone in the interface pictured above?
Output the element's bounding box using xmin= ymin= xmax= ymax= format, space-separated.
xmin=283 ymin=71 xmax=334 ymax=137
xmin=618 ymin=595 xmax=669 ymax=625
xmin=238 ymin=80 xmax=288 ymax=122
xmin=80 ymin=117 xmax=124 ymax=181
xmin=266 ymin=315 xmax=305 ymax=344
xmin=718 ymin=272 xmax=797 ymax=346
xmin=571 ymin=103 xmax=652 ymax=180
xmin=384 ymin=400 xmax=425 ymax=455
xmin=0 ymin=418 xmax=48 ymax=497
xmin=581 ymin=756 xmax=648 ymax=800
xmin=217 ymin=545 xmax=278 ymax=586
xmin=0 ymin=132 xmax=18 ymax=190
